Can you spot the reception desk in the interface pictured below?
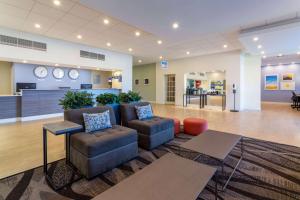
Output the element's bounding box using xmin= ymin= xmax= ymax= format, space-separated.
xmin=0 ymin=89 xmax=120 ymax=123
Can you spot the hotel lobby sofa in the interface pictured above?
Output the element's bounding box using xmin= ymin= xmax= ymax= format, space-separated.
xmin=120 ymin=102 xmax=174 ymax=150
xmin=64 ymin=106 xmax=138 ymax=179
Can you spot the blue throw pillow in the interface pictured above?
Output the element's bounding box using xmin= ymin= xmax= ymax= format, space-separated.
xmin=135 ymin=104 xmax=153 ymax=120
xmin=83 ymin=110 xmax=112 ymax=133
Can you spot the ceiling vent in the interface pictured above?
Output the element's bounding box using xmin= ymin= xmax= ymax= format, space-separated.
xmin=0 ymin=35 xmax=47 ymax=51
xmin=80 ymin=50 xmax=105 ymax=61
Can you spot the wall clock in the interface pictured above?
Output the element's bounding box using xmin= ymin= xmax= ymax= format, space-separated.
xmin=53 ymin=68 xmax=65 ymax=79
xmin=68 ymin=69 xmax=80 ymax=80
xmin=34 ymin=66 xmax=48 ymax=79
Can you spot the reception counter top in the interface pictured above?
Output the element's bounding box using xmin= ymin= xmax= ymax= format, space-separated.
xmin=0 ymin=88 xmax=121 ymax=122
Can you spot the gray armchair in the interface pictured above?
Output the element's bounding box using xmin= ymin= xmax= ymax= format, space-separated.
xmin=64 ymin=106 xmax=138 ymax=179
xmin=120 ymin=102 xmax=174 ymax=150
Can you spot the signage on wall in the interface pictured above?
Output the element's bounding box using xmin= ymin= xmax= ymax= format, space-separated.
xmin=160 ymin=60 xmax=168 ymax=69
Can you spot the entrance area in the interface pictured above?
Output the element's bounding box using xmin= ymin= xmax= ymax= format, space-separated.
xmin=184 ymin=71 xmax=226 ymax=110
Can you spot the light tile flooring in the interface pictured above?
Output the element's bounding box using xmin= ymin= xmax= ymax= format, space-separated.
xmin=0 ymin=103 xmax=299 ymax=179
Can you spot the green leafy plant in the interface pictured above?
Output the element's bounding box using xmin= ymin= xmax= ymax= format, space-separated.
xmin=119 ymin=92 xmax=131 ymax=103
xmin=128 ymin=91 xmax=142 ymax=102
xmin=96 ymin=93 xmax=119 ymax=105
xmin=59 ymin=91 xmax=94 ymax=110
xmin=119 ymin=91 xmax=142 ymax=103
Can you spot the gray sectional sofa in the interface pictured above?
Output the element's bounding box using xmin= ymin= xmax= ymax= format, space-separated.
xmin=120 ymin=102 xmax=174 ymax=150
xmin=64 ymin=106 xmax=138 ymax=179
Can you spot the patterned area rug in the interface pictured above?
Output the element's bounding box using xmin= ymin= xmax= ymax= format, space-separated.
xmin=1 ymin=132 xmax=300 ymax=200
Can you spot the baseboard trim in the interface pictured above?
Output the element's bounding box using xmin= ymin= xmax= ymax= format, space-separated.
xmin=21 ymin=113 xmax=63 ymax=121
xmin=262 ymin=101 xmax=291 ymax=105
xmin=0 ymin=118 xmax=19 ymax=124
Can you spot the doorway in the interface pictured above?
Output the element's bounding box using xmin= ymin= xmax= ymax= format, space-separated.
xmin=165 ymin=74 xmax=175 ymax=104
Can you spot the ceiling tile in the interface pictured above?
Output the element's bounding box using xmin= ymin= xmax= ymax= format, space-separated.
xmin=0 ymin=0 xmax=34 ymax=10
xmin=23 ymin=12 xmax=57 ymax=33
xmin=61 ymin=13 xmax=89 ymax=27
xmin=47 ymin=21 xmax=78 ymax=34
xmin=36 ymin=0 xmax=75 ymax=12
xmin=68 ymin=4 xmax=99 ymax=21
xmin=0 ymin=2 xmax=30 ymax=18
xmin=0 ymin=14 xmax=25 ymax=30
xmin=31 ymin=2 xmax=65 ymax=21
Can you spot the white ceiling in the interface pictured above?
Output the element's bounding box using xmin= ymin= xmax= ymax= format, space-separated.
xmin=0 ymin=0 xmax=300 ymax=65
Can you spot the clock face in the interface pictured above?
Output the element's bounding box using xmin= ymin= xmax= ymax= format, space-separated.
xmin=53 ymin=68 xmax=65 ymax=79
xmin=34 ymin=66 xmax=48 ymax=79
xmin=68 ymin=69 xmax=80 ymax=80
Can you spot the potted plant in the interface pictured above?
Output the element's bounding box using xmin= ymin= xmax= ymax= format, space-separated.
xmin=119 ymin=91 xmax=142 ymax=103
xmin=96 ymin=93 xmax=121 ymax=124
xmin=59 ymin=91 xmax=94 ymax=110
xmin=128 ymin=91 xmax=142 ymax=102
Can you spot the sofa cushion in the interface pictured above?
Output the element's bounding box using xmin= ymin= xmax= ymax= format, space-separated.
xmin=120 ymin=102 xmax=150 ymax=126
xmin=83 ymin=110 xmax=112 ymax=133
xmin=70 ymin=125 xmax=137 ymax=158
xmin=127 ymin=116 xmax=173 ymax=136
xmin=135 ymin=104 xmax=153 ymax=120
xmin=64 ymin=106 xmax=116 ymax=131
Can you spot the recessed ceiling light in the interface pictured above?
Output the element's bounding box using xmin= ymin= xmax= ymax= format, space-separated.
xmin=53 ymin=0 xmax=61 ymax=6
xmin=77 ymin=66 xmax=81 ymax=69
xmin=128 ymin=48 xmax=133 ymax=52
xmin=97 ymin=68 xmax=100 ymax=70
xmin=223 ymin=44 xmax=228 ymax=48
xmin=186 ymin=51 xmax=190 ymax=55
xmin=262 ymin=55 xmax=266 ymax=59
xmin=278 ymin=53 xmax=283 ymax=57
xmin=55 ymin=64 xmax=59 ymax=66
xmin=34 ymin=23 xmax=41 ymax=29
xmin=135 ymin=31 xmax=140 ymax=37
xmin=103 ymin=19 xmax=110 ymax=25
xmin=253 ymin=37 xmax=259 ymax=42
xmin=260 ymin=51 xmax=265 ymax=55
xmin=77 ymin=34 xmax=82 ymax=39
xmin=159 ymin=56 xmax=163 ymax=60
xmin=138 ymin=60 xmax=142 ymax=63
xmin=297 ymin=51 xmax=300 ymax=55
xmin=106 ymin=42 xmax=111 ymax=47
xmin=172 ymin=22 xmax=179 ymax=29
xmin=22 ymin=60 xmax=27 ymax=63
xmin=157 ymin=40 xmax=162 ymax=45
xmin=257 ymin=45 xmax=262 ymax=49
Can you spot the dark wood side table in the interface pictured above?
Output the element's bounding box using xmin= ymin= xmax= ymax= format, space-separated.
xmin=43 ymin=121 xmax=83 ymax=190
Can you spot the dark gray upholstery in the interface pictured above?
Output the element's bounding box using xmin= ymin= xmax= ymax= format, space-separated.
xmin=71 ymin=125 xmax=137 ymax=157
xmin=120 ymin=102 xmax=174 ymax=150
xmin=64 ymin=106 xmax=138 ymax=179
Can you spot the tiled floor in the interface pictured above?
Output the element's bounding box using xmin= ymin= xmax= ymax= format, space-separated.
xmin=0 ymin=102 xmax=299 ymax=179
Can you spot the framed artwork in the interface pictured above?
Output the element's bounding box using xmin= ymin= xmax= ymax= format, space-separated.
xmin=282 ymin=73 xmax=294 ymax=81
xmin=280 ymin=82 xmax=295 ymax=90
xmin=265 ymin=74 xmax=279 ymax=90
xmin=144 ymin=78 xmax=149 ymax=85
xmin=135 ymin=79 xmax=139 ymax=85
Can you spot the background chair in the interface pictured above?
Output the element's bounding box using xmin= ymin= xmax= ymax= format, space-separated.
xmin=120 ymin=102 xmax=174 ymax=150
xmin=64 ymin=106 xmax=138 ymax=179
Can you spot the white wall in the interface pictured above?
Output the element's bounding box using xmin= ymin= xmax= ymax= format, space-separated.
xmin=0 ymin=27 xmax=132 ymax=92
xmin=156 ymin=51 xmax=242 ymax=110
xmin=156 ymin=51 xmax=262 ymax=111
xmin=240 ymin=54 xmax=261 ymax=110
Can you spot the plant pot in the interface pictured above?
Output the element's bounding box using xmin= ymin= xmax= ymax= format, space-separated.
xmin=106 ymin=103 xmax=121 ymax=125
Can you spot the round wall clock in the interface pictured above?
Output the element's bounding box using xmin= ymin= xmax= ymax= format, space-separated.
xmin=68 ymin=69 xmax=80 ymax=80
xmin=53 ymin=68 xmax=65 ymax=79
xmin=34 ymin=66 xmax=48 ymax=79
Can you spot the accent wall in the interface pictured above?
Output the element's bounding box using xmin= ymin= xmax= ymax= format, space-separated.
xmin=133 ymin=63 xmax=156 ymax=102
xmin=261 ymin=64 xmax=300 ymax=102
xmin=12 ymin=63 xmax=92 ymax=91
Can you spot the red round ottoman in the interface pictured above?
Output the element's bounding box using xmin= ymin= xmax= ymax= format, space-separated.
xmin=173 ymin=118 xmax=181 ymax=135
xmin=183 ymin=118 xmax=208 ymax=136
